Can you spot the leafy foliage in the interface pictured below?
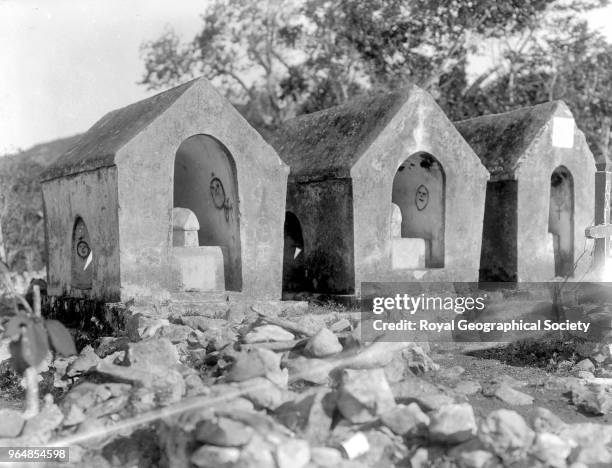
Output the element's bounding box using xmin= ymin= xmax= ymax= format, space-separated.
xmin=139 ymin=0 xmax=611 ymax=157
xmin=0 ymin=135 xmax=80 ymax=272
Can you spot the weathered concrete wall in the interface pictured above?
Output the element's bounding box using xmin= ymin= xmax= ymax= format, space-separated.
xmin=286 ymin=179 xmax=355 ymax=294
xmin=41 ymin=167 xmax=120 ymax=300
xmin=479 ymin=180 xmax=518 ymax=281
xmin=516 ymin=111 xmax=595 ymax=281
xmin=116 ymin=81 xmax=288 ymax=301
xmin=351 ymin=90 xmax=489 ymax=295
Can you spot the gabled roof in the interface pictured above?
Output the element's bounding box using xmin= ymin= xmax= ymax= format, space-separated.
xmin=454 ymin=101 xmax=562 ymax=177
xmin=268 ymin=88 xmax=416 ymax=179
xmin=41 ymin=79 xmax=199 ymax=181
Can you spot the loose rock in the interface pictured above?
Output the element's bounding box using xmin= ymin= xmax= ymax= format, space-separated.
xmin=275 ymin=439 xmax=310 ymax=468
xmin=380 ymin=402 xmax=429 ymax=437
xmin=244 ymin=325 xmax=295 ymax=343
xmin=391 ymin=374 xmax=455 ymax=411
xmin=484 ymin=383 xmax=534 ymax=405
xmin=337 ymin=369 xmax=396 ymax=423
xmin=0 ymin=408 xmax=25 ymax=438
xmin=195 ymin=417 xmax=254 ymax=447
xmin=190 ymin=445 xmax=241 ymax=468
xmin=479 ymin=409 xmax=535 ymax=464
xmin=428 ymin=403 xmax=477 ymax=444
xmin=304 ymin=328 xmax=343 ymax=357
xmin=531 ymin=432 xmax=571 ymax=468
xmin=275 ymin=388 xmax=336 ymax=443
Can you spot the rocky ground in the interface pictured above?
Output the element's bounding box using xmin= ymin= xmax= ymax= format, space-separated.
xmin=1 ymin=302 xmax=612 ymax=467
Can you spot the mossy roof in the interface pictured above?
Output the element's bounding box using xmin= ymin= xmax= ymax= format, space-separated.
xmin=268 ymin=87 xmax=418 ymax=179
xmin=41 ymin=79 xmax=199 ymax=181
xmin=454 ymin=101 xmax=562 ymax=177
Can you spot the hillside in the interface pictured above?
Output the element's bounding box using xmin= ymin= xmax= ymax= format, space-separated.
xmin=0 ymin=134 xmax=82 ymax=272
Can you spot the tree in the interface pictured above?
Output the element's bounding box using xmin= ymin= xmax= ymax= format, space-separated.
xmin=140 ymin=0 xmax=611 ymax=155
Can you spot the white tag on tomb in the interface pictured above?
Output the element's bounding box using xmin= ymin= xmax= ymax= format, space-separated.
xmin=551 ymin=117 xmax=574 ymax=148
xmin=294 ymin=247 xmax=302 ymax=259
xmin=84 ymin=251 xmax=93 ymax=270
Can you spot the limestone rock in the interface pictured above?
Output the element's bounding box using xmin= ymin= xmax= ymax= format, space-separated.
xmin=380 ymin=402 xmax=429 ymax=437
xmin=21 ymin=402 xmax=64 ymax=441
xmin=479 ymin=409 xmax=535 ymax=464
xmin=244 ymin=325 xmax=295 ymax=343
xmin=330 ymin=319 xmax=351 ymax=333
xmin=67 ymin=345 xmax=100 ymax=376
xmin=428 ymin=403 xmax=477 ymax=444
xmin=238 ymin=433 xmax=277 ymax=468
xmin=304 ymin=328 xmax=343 ymax=357
xmin=227 ymin=348 xmax=287 ymax=388
xmin=570 ymin=444 xmax=612 ymax=466
xmin=0 ymin=337 xmax=10 ymax=362
xmin=531 ymin=432 xmax=571 ymax=468
xmin=576 ymin=370 xmax=595 ymax=380
xmin=286 ymin=356 xmax=335 ymax=385
xmin=484 ymin=383 xmax=534 ymax=405
xmin=238 ymin=377 xmax=290 ymax=410
xmin=391 ymin=374 xmax=455 ymax=411
xmin=310 ymin=447 xmax=343 ymax=467
xmin=154 ymin=324 xmax=193 ymax=343
xmin=129 ymin=337 xmax=179 ymax=368
xmin=0 ymin=408 xmax=25 ymax=438
xmin=458 ymin=450 xmax=496 ymax=468
xmin=190 ymin=445 xmax=241 ymax=468
xmin=532 ymin=407 xmax=567 ymax=434
xmin=275 ymin=439 xmax=311 ymax=468
xmin=62 ymin=382 xmax=132 ymax=424
xmin=274 ymin=388 xmax=336 ymax=443
xmin=184 ymin=374 xmax=208 ymax=397
xmin=195 ymin=417 xmax=254 ymax=447
xmin=575 ymin=358 xmax=595 ymax=373
xmin=571 ymin=385 xmax=612 ymax=415
xmin=337 ymin=368 xmax=396 ymax=423
xmin=127 ymin=314 xmax=169 ymax=341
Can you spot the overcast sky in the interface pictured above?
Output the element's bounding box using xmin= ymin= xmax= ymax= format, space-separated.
xmin=1 ymin=0 xmax=611 ymax=155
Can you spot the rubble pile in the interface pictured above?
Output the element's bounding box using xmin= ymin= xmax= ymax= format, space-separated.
xmin=1 ymin=305 xmax=612 ymax=467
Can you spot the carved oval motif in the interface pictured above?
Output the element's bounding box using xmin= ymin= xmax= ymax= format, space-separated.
xmin=210 ymin=177 xmax=226 ymax=209
xmin=415 ymin=185 xmax=429 ymax=211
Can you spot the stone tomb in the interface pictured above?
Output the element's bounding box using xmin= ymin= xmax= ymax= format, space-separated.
xmin=40 ymin=77 xmax=289 ymax=302
xmin=271 ymin=85 xmax=489 ymax=298
xmin=455 ymin=101 xmax=595 ymax=282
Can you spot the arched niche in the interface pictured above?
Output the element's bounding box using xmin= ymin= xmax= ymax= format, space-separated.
xmin=71 ymin=217 xmax=93 ymax=290
xmin=391 ymin=152 xmax=445 ymax=268
xmin=282 ymin=211 xmax=307 ymax=293
xmin=173 ymin=134 xmax=242 ymax=291
xmin=548 ymin=165 xmax=574 ymax=277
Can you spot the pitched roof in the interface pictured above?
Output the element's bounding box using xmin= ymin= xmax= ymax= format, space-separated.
xmin=454 ymin=101 xmax=561 ymax=177
xmin=41 ymin=79 xmax=199 ymax=181
xmin=268 ymin=88 xmax=414 ymax=179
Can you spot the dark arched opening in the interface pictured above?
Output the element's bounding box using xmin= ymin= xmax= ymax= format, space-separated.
xmin=548 ymin=166 xmax=574 ymax=277
xmin=282 ymin=211 xmax=307 ymax=293
xmin=71 ymin=217 xmax=93 ymax=290
xmin=391 ymin=152 xmax=445 ymax=268
xmin=173 ymin=134 xmax=242 ymax=291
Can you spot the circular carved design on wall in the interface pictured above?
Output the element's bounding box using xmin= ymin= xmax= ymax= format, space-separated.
xmin=76 ymin=240 xmax=91 ymax=259
xmin=415 ymin=185 xmax=429 ymax=211
xmin=210 ymin=177 xmax=226 ymax=209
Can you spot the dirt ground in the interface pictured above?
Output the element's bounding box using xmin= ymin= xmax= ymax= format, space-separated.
xmin=430 ymin=341 xmax=612 ymax=426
